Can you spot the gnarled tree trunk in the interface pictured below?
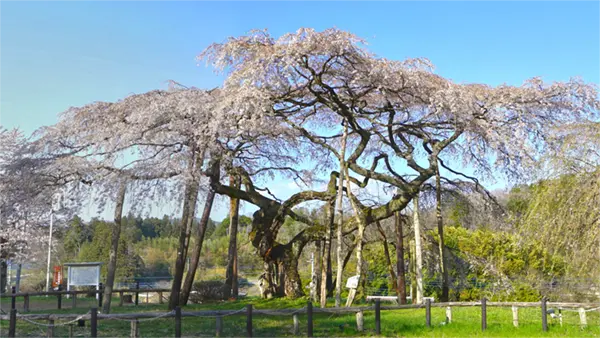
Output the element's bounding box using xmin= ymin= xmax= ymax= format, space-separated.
xmin=335 ymin=121 xmax=348 ymax=307
xmin=168 ymin=181 xmax=200 ymax=310
xmin=224 ymin=176 xmax=240 ymax=299
xmin=320 ymin=199 xmax=334 ymax=307
xmin=345 ymin=167 xmax=366 ymax=307
xmin=102 ymin=182 xmax=126 ymax=314
xmin=179 ymin=186 xmax=216 ymax=305
xmin=413 ymin=195 xmax=424 ymax=304
xmin=376 ymin=221 xmax=399 ymax=298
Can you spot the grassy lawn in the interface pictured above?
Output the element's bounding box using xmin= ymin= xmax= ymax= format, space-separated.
xmin=1 ymin=297 xmax=599 ymax=337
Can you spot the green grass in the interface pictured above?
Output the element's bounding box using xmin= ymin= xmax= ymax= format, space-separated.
xmin=1 ymin=297 xmax=598 ymax=337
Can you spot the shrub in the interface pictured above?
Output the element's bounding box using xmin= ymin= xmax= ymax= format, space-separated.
xmin=189 ymin=280 xmax=227 ymax=303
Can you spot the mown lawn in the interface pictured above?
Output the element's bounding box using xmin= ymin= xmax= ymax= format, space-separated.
xmin=1 ymin=297 xmax=598 ymax=337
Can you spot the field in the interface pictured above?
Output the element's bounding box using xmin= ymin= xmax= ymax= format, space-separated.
xmin=2 ymin=297 xmax=599 ymax=337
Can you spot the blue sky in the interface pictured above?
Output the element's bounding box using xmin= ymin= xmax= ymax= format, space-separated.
xmin=1 ymin=1 xmax=599 ymax=221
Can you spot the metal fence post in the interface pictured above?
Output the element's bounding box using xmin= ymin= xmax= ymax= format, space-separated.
xmin=98 ymin=283 xmax=103 ymax=308
xmin=11 ymin=286 xmax=16 ymax=310
xmin=91 ymin=307 xmax=98 ymax=337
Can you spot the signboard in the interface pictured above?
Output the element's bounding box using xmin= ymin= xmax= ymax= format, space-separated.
xmin=52 ymin=266 xmax=62 ymax=288
xmin=346 ymin=275 xmax=359 ymax=289
xmin=69 ymin=265 xmax=100 ymax=286
xmin=65 ymin=262 xmax=103 ymax=300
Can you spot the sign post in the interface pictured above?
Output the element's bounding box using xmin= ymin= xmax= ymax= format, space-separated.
xmin=345 ymin=275 xmax=359 ymax=307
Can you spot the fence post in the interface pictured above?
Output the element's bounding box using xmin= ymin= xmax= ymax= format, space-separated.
xmin=216 ymin=316 xmax=223 ymax=337
xmin=159 ymin=291 xmax=164 ymax=304
xmin=47 ymin=319 xmax=55 ymax=338
xmin=135 ymin=281 xmax=140 ymax=306
xmin=578 ymin=308 xmax=587 ymax=328
xmin=446 ymin=306 xmax=452 ymax=324
xmin=69 ymin=324 xmax=74 ymax=338
xmin=8 ymin=308 xmax=17 ymax=337
xmin=119 ymin=291 xmax=124 ymax=306
xmin=512 ymin=306 xmax=519 ymax=327
xmin=130 ymin=319 xmax=139 ymax=338
xmin=246 ymin=304 xmax=253 ymax=337
xmin=481 ymin=297 xmax=487 ymax=331
xmin=307 ymin=301 xmax=313 ymax=337
xmin=57 ymin=285 xmax=62 ymax=310
xmin=175 ymin=306 xmax=182 ymax=337
xmin=356 ymin=310 xmax=364 ymax=332
xmin=559 ymin=308 xmax=563 ymax=327
xmin=541 ymin=297 xmax=548 ymax=332
xmin=71 ymin=292 xmax=77 ymax=309
xmin=91 ymin=307 xmax=98 ymax=338
xmin=375 ymin=299 xmax=381 ymax=335
xmin=98 ymin=283 xmax=103 ymax=308
xmin=293 ymin=313 xmax=299 ymax=335
xmin=425 ymin=298 xmax=431 ymax=328
xmin=24 ymin=294 xmax=30 ymax=312
xmin=11 ymin=286 xmax=16 ymax=310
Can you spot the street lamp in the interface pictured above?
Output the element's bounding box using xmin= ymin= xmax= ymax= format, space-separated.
xmin=45 ymin=193 xmax=62 ymax=294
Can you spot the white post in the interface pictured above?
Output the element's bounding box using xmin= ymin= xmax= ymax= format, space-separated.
xmin=45 ymin=211 xmax=54 ymax=295
xmin=66 ymin=267 xmax=71 ymax=299
xmin=512 ymin=305 xmax=519 ymax=327
xmin=579 ymin=308 xmax=587 ymax=328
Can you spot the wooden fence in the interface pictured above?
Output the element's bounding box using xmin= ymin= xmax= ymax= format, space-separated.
xmin=2 ymin=298 xmax=600 ymax=338
xmin=1 ymin=285 xmax=171 ymax=312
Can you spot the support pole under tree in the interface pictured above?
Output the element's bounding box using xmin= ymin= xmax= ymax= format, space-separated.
xmin=394 ymin=212 xmax=406 ymax=304
xmin=45 ymin=210 xmax=54 ymax=295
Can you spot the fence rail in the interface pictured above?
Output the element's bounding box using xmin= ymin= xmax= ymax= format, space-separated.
xmin=3 ymin=299 xmax=600 ymax=338
xmin=1 ymin=285 xmax=171 ymax=312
